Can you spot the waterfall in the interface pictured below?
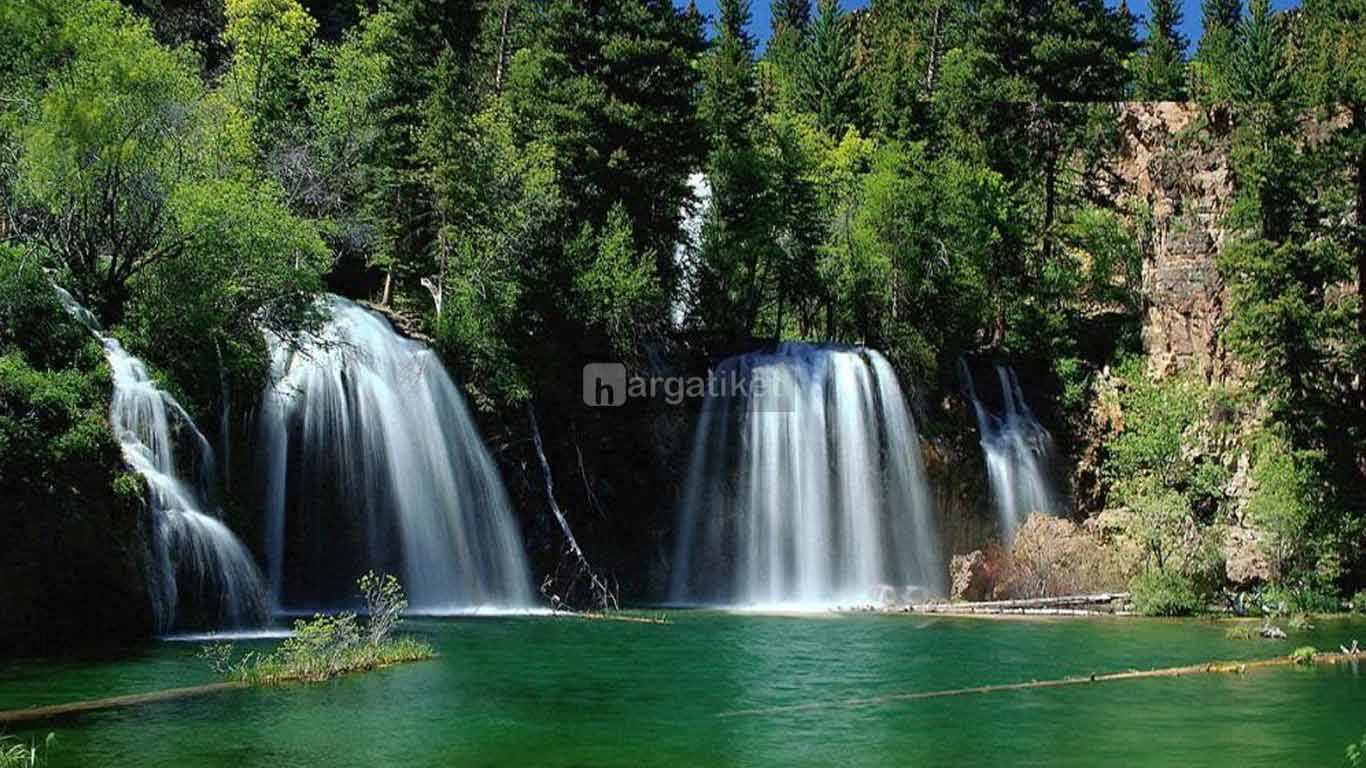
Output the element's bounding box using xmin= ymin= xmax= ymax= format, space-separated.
xmin=54 ymin=287 xmax=267 ymax=632
xmin=960 ymin=362 xmax=1059 ymax=538
xmin=670 ymin=343 xmax=943 ymax=607
xmin=670 ymin=172 xmax=710 ymax=328
xmin=258 ymin=295 xmax=533 ymax=612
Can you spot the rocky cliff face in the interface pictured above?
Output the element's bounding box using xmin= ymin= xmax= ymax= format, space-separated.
xmin=1113 ymin=102 xmax=1238 ymax=384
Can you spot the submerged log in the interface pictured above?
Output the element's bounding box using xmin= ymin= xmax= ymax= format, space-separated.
xmin=717 ymin=651 xmax=1361 ymax=718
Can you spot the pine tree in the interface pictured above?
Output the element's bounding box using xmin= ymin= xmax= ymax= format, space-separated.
xmin=1203 ymin=0 xmax=1243 ymax=30
xmin=1193 ymin=0 xmax=1242 ymax=102
xmin=697 ymin=0 xmax=776 ymax=338
xmin=1232 ymin=0 xmax=1289 ymax=103
xmin=766 ymin=0 xmax=809 ymax=108
xmin=1135 ymin=0 xmax=1188 ymax=100
xmin=771 ymin=0 xmax=811 ymax=37
xmin=797 ymin=0 xmax=859 ymax=135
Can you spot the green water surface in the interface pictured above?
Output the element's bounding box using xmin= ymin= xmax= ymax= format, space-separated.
xmin=3 ymin=612 xmax=1364 ymax=767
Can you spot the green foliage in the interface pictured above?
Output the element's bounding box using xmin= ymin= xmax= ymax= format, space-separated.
xmin=1130 ymin=569 xmax=1203 ymax=616
xmin=1104 ymin=359 xmax=1214 ymax=494
xmin=573 ymin=204 xmax=661 ymax=356
xmin=1289 ymin=646 xmax=1316 ymax=665
xmin=0 ymin=733 xmax=54 ymax=768
xmin=1134 ymin=0 xmax=1188 ymax=100
xmin=1352 ymin=591 xmax=1366 ymax=614
xmin=0 ymin=247 xmax=121 ymax=492
xmin=222 ymin=0 xmax=317 ymax=143
xmin=1192 ymin=0 xmax=1242 ymax=102
xmin=795 ymin=0 xmax=859 ymax=135
xmin=204 ymin=572 xmax=433 ymax=685
xmin=1349 ymin=731 xmax=1366 ymax=767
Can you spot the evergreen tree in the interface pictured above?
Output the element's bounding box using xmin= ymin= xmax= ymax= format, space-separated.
xmin=771 ymin=0 xmax=810 ymax=37
xmin=1219 ymin=0 xmax=1362 ymax=584
xmin=797 ymin=0 xmax=859 ymax=135
xmin=1193 ymin=0 xmax=1242 ymax=102
xmin=765 ymin=0 xmax=808 ymax=109
xmin=509 ymin=0 xmax=705 ymax=287
xmin=1204 ymin=0 xmax=1243 ymax=30
xmin=1135 ymin=0 xmax=1188 ymax=100
xmin=1298 ymin=0 xmax=1366 ymax=343
xmin=696 ymin=0 xmax=776 ymax=337
xmin=1232 ymin=0 xmax=1289 ymax=103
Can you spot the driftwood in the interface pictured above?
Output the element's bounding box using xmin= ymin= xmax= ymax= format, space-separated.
xmin=717 ymin=651 xmax=1363 ymax=718
xmin=908 ymin=593 xmax=1132 ymax=616
xmin=528 ymin=406 xmax=619 ymax=612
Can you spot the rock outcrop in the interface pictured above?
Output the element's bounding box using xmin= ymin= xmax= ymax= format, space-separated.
xmin=1114 ymin=102 xmax=1237 ymax=383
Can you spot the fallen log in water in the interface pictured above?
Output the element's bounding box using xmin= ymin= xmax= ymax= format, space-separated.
xmin=717 ymin=651 xmax=1360 ymax=718
xmin=913 ymin=593 xmax=1133 ymax=616
xmin=0 ymin=682 xmax=246 ymax=726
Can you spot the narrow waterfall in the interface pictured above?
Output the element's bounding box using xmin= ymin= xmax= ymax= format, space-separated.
xmin=670 ymin=172 xmax=710 ymax=328
xmin=960 ymin=362 xmax=1059 ymax=538
xmin=54 ymin=287 xmax=267 ymax=632
xmin=670 ymin=343 xmax=942 ymax=607
xmin=258 ymin=295 xmax=533 ymax=611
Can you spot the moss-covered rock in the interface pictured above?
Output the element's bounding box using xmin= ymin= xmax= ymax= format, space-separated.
xmin=0 ymin=248 xmax=154 ymax=655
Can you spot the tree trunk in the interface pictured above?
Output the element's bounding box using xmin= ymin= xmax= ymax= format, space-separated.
xmin=494 ymin=2 xmax=511 ymax=95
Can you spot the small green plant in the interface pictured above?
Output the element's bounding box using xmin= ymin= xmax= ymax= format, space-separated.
xmin=1289 ymin=646 xmax=1316 ymax=666
xmin=1130 ymin=570 xmax=1203 ymax=617
xmin=0 ymin=733 xmax=54 ymax=768
xmin=1351 ymin=591 xmax=1366 ymax=615
xmin=203 ymin=571 xmax=433 ymax=686
xmin=1287 ymin=614 xmax=1315 ymax=631
xmin=1224 ymin=624 xmax=1256 ymax=640
xmin=1347 ymin=731 xmax=1366 ymax=767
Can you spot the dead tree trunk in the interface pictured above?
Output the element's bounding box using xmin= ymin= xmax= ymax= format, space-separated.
xmin=528 ymin=406 xmax=618 ymax=612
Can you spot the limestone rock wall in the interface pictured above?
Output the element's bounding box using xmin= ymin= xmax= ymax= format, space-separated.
xmin=1114 ymin=102 xmax=1238 ymax=383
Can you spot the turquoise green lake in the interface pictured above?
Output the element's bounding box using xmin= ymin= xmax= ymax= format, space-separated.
xmin=3 ymin=613 xmax=1364 ymax=767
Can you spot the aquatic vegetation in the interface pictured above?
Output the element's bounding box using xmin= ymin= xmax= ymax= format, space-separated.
xmin=203 ymin=573 xmax=434 ymax=685
xmin=1289 ymin=646 xmax=1317 ymax=666
xmin=0 ymin=734 xmax=53 ymax=768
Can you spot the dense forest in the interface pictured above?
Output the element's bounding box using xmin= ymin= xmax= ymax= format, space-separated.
xmin=1 ymin=0 xmax=1364 ymax=650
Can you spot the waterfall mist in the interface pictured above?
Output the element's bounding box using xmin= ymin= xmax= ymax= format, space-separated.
xmin=258 ymin=296 xmax=533 ymax=612
xmin=55 ymin=287 xmax=267 ymax=632
xmin=960 ymin=362 xmax=1060 ymax=538
xmin=670 ymin=343 xmax=943 ymax=607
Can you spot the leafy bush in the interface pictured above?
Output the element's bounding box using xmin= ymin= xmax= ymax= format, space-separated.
xmin=1352 ymin=591 xmax=1366 ymax=615
xmin=1130 ymin=570 xmax=1203 ymax=616
xmin=1259 ymin=580 xmax=1342 ymax=616
xmin=0 ymin=733 xmax=53 ymax=768
xmin=1289 ymin=646 xmax=1316 ymax=666
xmin=1348 ymin=731 xmax=1366 ymax=767
xmin=203 ymin=572 xmax=432 ymax=685
xmin=991 ymin=513 xmax=1134 ymax=599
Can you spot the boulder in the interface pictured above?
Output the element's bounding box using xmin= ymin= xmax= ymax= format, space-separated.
xmin=1224 ymin=525 xmax=1274 ymax=587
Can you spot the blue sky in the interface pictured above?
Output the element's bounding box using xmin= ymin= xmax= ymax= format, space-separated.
xmin=675 ymin=1 xmax=1302 ymax=52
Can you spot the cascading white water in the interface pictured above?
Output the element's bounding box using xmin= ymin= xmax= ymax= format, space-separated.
xmin=670 ymin=343 xmax=943 ymax=607
xmin=961 ymin=362 xmax=1059 ymax=538
xmin=258 ymin=295 xmax=533 ymax=612
xmin=671 ymin=172 xmax=710 ymax=328
xmin=54 ymin=287 xmax=267 ymax=632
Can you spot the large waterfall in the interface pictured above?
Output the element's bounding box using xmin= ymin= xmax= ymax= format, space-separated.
xmin=55 ymin=287 xmax=267 ymax=632
xmin=670 ymin=343 xmax=942 ymax=607
xmin=961 ymin=362 xmax=1059 ymax=538
xmin=257 ymin=296 xmax=533 ymax=612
